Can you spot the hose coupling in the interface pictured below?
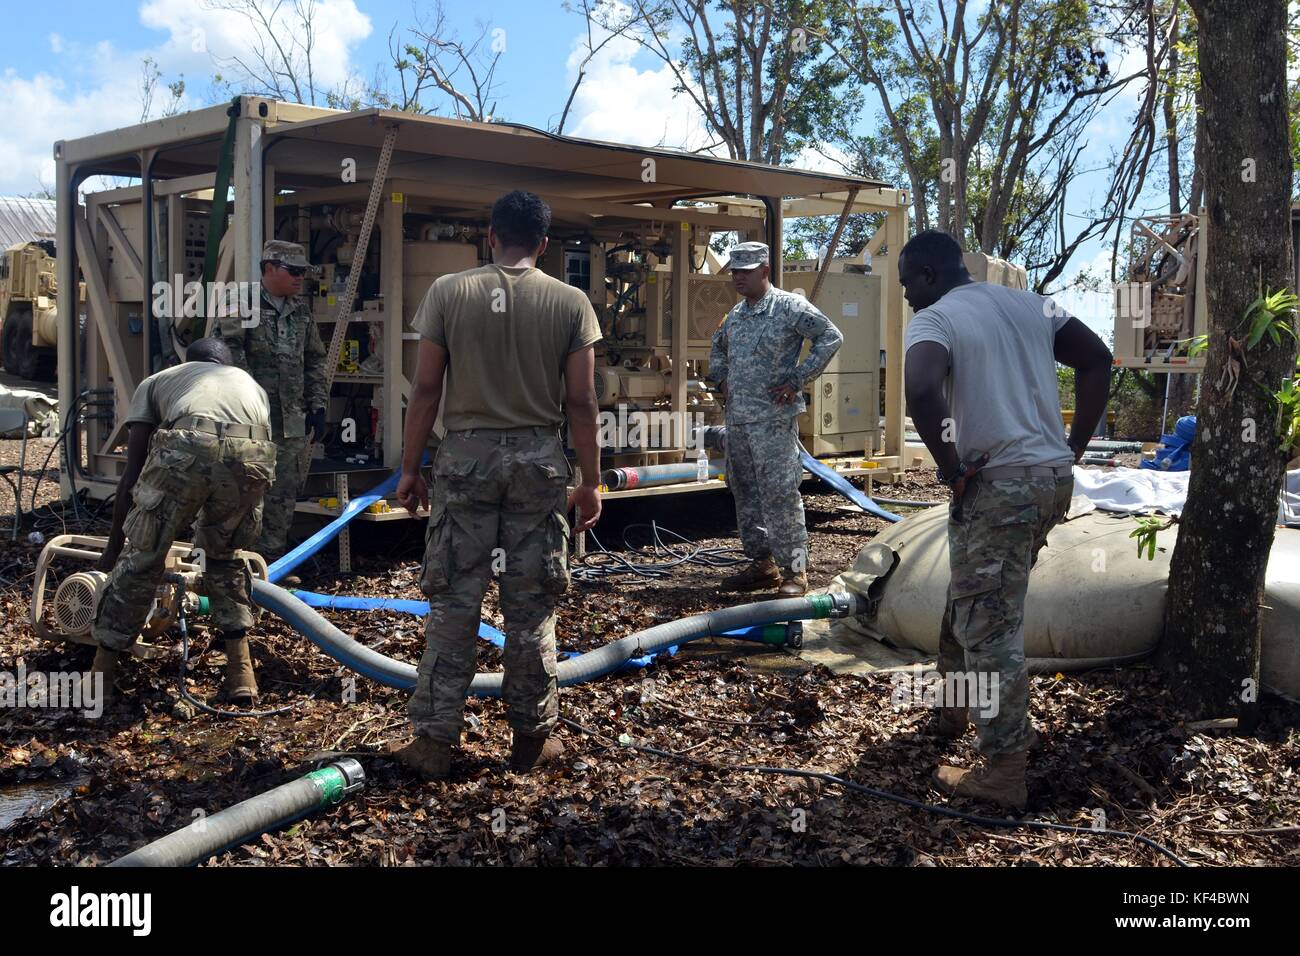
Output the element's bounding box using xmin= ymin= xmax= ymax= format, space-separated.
xmin=826 ymin=591 xmax=857 ymax=618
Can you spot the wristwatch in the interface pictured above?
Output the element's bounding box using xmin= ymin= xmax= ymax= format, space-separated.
xmin=938 ymin=460 xmax=970 ymax=488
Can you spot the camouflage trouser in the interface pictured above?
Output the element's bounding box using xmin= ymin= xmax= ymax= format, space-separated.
xmin=937 ymin=474 xmax=1074 ymax=756
xmin=257 ymin=433 xmax=308 ymax=559
xmin=93 ymin=428 xmax=277 ymax=652
xmin=409 ymin=427 xmax=572 ymax=744
xmin=724 ymin=416 xmax=808 ymax=570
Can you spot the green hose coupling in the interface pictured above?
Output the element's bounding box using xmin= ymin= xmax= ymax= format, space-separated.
xmin=197 ymin=596 xmax=210 ymax=615
xmin=756 ymin=622 xmax=803 ymax=648
xmin=307 ymin=758 xmax=366 ymax=807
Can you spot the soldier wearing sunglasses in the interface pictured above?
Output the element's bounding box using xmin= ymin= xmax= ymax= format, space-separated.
xmin=217 ymin=239 xmax=329 ymax=560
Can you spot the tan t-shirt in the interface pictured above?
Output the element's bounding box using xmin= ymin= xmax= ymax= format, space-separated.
xmin=126 ymin=363 xmax=271 ymax=429
xmin=412 ymin=264 xmax=602 ymax=430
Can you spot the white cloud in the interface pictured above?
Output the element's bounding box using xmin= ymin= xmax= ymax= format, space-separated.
xmin=139 ymin=0 xmax=371 ymax=93
xmin=791 ymin=142 xmax=852 ymax=175
xmin=1050 ymin=246 xmax=1120 ymax=338
xmin=561 ymin=21 xmax=714 ymax=153
xmin=0 ymin=1 xmax=372 ymax=196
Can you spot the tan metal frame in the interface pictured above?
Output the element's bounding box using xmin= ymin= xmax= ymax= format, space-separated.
xmin=55 ymin=98 xmax=912 ymax=505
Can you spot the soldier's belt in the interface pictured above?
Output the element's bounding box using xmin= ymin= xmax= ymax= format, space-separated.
xmin=979 ymin=464 xmax=1073 ymax=480
xmin=450 ymin=426 xmax=561 ymax=439
xmin=169 ymin=416 xmax=272 ymax=441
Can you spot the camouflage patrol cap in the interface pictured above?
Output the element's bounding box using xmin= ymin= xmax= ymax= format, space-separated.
xmin=726 ymin=241 xmax=770 ymax=271
xmin=261 ymin=239 xmax=310 ymax=269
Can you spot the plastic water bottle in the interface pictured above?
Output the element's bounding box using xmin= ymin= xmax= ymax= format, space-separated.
xmin=697 ymin=455 xmax=709 ymax=482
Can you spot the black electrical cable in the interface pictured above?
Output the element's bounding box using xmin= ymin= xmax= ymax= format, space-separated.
xmin=560 ymin=717 xmax=1189 ymax=867
xmin=175 ymin=598 xmax=312 ymax=719
xmin=572 ymin=520 xmax=748 ymax=581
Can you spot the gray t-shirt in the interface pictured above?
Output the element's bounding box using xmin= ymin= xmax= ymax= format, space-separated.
xmin=903 ymin=282 xmax=1072 ymax=470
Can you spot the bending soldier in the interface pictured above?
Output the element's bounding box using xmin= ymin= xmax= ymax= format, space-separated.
xmin=85 ymin=338 xmax=277 ymax=707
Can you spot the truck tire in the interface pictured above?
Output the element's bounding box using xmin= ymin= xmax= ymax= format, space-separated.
xmin=2 ymin=312 xmax=23 ymax=374
xmin=4 ymin=311 xmax=39 ymax=380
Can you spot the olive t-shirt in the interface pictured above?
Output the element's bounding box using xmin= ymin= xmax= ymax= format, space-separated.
xmin=126 ymin=363 xmax=271 ymax=429
xmin=412 ymin=264 xmax=602 ymax=430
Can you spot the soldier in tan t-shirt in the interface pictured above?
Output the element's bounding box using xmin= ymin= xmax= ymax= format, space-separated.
xmin=85 ymin=338 xmax=278 ymax=710
xmin=392 ymin=190 xmax=603 ymax=780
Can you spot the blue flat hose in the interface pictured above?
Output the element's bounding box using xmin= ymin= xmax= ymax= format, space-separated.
xmin=287 ymin=589 xmax=801 ymax=666
xmin=291 ymin=590 xmax=508 ymax=647
xmin=252 ymin=579 xmax=854 ymax=693
xmin=798 ymin=451 xmax=902 ymax=523
xmin=268 ymin=467 xmax=406 ymax=583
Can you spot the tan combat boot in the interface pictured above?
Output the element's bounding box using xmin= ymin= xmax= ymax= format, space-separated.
xmin=83 ymin=647 xmax=120 ymax=710
xmin=933 ymin=750 xmax=1029 ymax=811
xmin=220 ymin=636 xmax=259 ymax=704
xmin=509 ymin=731 xmax=565 ymax=773
xmin=721 ymin=555 xmax=782 ymax=592
xmin=923 ymin=706 xmax=969 ymax=739
xmin=778 ymin=568 xmax=808 ymax=597
xmin=392 ymin=736 xmax=453 ymax=781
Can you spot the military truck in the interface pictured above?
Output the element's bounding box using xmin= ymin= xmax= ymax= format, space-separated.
xmin=0 ymin=239 xmax=60 ymax=380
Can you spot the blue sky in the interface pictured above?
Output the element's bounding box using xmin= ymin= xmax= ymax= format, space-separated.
xmin=0 ymin=0 xmax=1145 ymax=333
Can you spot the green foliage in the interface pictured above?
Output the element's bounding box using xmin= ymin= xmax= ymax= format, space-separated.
xmin=1240 ymin=288 xmax=1299 ymax=350
xmin=1130 ymin=515 xmax=1176 ymax=561
xmin=1273 ymin=376 xmax=1300 ymax=453
xmin=1056 ymin=365 xmax=1076 ymax=410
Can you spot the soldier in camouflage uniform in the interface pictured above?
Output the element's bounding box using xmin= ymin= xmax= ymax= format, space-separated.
xmin=900 ymin=230 xmax=1112 ymax=810
xmin=85 ymin=338 xmax=277 ymax=707
xmin=707 ymin=242 xmax=843 ymax=596
xmin=391 ymin=190 xmax=603 ymax=780
xmin=217 ymin=239 xmax=328 ymax=560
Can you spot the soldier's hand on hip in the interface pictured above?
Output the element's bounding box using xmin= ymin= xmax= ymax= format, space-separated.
xmin=306 ymin=408 xmax=327 ymax=442
xmin=397 ymin=471 xmax=428 ymax=518
xmin=768 ymin=382 xmax=799 ymax=405
xmin=568 ymin=483 xmax=602 ymax=533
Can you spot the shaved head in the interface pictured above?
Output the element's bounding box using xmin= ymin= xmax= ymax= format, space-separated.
xmin=187 ymin=337 xmax=233 ymax=365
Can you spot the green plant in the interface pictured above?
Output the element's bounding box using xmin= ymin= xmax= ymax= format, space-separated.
xmin=1240 ymin=288 xmax=1298 ymax=349
xmin=1130 ymin=514 xmax=1177 ymax=561
xmin=1274 ymin=376 xmax=1300 ymax=453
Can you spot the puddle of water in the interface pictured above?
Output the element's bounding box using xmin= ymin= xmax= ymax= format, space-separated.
xmin=0 ymin=778 xmax=88 ymax=831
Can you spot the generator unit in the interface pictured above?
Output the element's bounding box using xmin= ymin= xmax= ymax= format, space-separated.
xmin=30 ymin=535 xmax=269 ymax=658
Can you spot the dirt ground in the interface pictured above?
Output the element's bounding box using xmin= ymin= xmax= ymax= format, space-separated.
xmin=1 ymin=437 xmax=1297 ymax=867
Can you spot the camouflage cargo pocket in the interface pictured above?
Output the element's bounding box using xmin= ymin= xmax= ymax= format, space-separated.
xmin=949 ymin=556 xmax=1007 ymax=636
xmin=123 ymin=482 xmax=169 ymax=552
xmin=420 ymin=501 xmax=453 ymax=595
xmin=541 ymin=510 xmax=571 ymax=595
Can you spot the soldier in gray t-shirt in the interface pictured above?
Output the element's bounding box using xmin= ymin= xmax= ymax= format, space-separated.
xmin=900 ymin=230 xmax=1112 ymax=811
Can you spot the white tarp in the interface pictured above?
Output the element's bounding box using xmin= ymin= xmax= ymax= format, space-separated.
xmin=0 ymin=384 xmax=58 ymax=437
xmin=1072 ymin=464 xmax=1300 ymax=526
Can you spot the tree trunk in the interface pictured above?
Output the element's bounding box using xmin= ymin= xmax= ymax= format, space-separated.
xmin=1161 ymin=0 xmax=1295 ymax=726
xmin=1164 ymin=14 xmax=1181 ymax=215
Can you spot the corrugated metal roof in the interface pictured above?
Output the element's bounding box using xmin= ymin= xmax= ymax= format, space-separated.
xmin=0 ymin=196 xmax=57 ymax=248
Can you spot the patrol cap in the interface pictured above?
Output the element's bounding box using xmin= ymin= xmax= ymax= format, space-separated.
xmin=261 ymin=239 xmax=311 ymax=270
xmin=725 ymin=241 xmax=770 ymax=271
